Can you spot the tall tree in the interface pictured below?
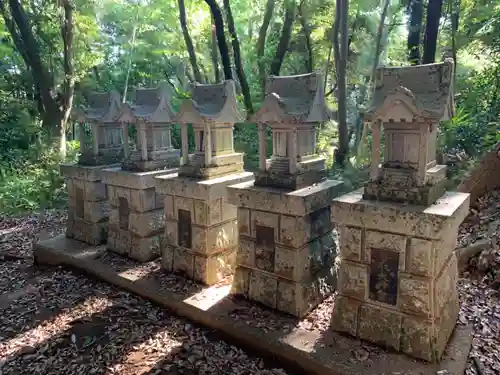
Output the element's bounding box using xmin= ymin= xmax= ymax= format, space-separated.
xmin=269 ymin=0 xmax=296 ymax=76
xmin=298 ymin=0 xmax=313 ymax=72
xmin=178 ymin=0 xmax=202 ymax=83
xmin=2 ymin=0 xmax=75 ymax=156
xmin=223 ymin=0 xmax=253 ymax=113
xmin=204 ymin=0 xmax=232 ymax=80
xmin=335 ymin=0 xmax=349 ymax=165
xmin=422 ymin=0 xmax=444 ymax=63
xmin=407 ymin=0 xmax=424 ymax=64
xmin=211 ymin=20 xmax=221 ymax=82
xmin=256 ymin=0 xmax=275 ymax=94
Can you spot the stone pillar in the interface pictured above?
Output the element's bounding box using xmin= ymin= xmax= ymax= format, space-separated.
xmin=123 ymin=123 xmax=129 ymax=158
xmin=181 ymin=124 xmax=189 ymax=166
xmin=289 ymin=127 xmax=297 ymax=174
xmin=204 ymin=124 xmax=212 ymax=166
xmin=92 ymin=123 xmax=99 ymax=157
xmin=78 ymin=123 xmax=85 ymax=154
xmin=139 ymin=123 xmax=148 ymax=161
xmin=370 ymin=120 xmax=381 ymax=180
xmin=258 ymin=124 xmax=267 ymax=172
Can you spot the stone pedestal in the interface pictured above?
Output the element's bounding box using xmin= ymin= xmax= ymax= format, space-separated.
xmin=61 ymin=163 xmax=117 ymax=245
xmin=227 ymin=179 xmax=344 ymax=317
xmin=155 ymin=171 xmax=254 ymax=285
xmin=331 ymin=189 xmax=470 ymax=362
xmin=101 ymin=167 xmax=177 ymax=262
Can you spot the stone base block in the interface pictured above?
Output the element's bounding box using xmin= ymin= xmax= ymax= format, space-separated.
xmin=254 ymin=169 xmax=326 ymax=190
xmin=331 ymin=189 xmax=470 ymax=362
xmin=162 ymin=245 xmax=235 ymax=285
xmin=363 ymin=178 xmax=446 ymax=206
xmin=122 ymin=149 xmax=181 ymax=172
xmin=156 ymin=172 xmax=254 ymax=285
xmin=232 ymin=265 xmax=336 ymax=317
xmin=108 ymin=226 xmax=163 ymax=262
xmin=179 ymin=163 xmax=245 ymax=180
xmin=66 ymin=218 xmax=108 ymax=245
xmin=77 ymin=149 xmax=124 ymax=166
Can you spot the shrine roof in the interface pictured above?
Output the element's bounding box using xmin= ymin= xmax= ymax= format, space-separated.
xmin=365 ymin=58 xmax=455 ymax=122
xmin=250 ymin=72 xmax=331 ymax=125
xmin=175 ymin=80 xmax=244 ymax=124
xmin=73 ymin=90 xmax=122 ymax=124
xmin=117 ymin=83 xmax=175 ymax=124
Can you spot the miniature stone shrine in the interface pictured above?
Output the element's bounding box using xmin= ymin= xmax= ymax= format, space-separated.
xmin=155 ymin=80 xmax=253 ymax=285
xmin=61 ymin=90 xmax=124 ymax=245
xmin=331 ymin=59 xmax=470 ymax=362
xmin=101 ymin=84 xmax=180 ymax=262
xmin=227 ymin=73 xmax=344 ymax=317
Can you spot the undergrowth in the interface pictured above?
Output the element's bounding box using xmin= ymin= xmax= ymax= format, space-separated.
xmin=0 ymin=141 xmax=79 ymax=215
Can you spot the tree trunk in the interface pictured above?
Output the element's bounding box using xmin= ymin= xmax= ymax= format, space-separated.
xmin=204 ymin=0 xmax=232 ymax=80
xmin=450 ymin=0 xmax=460 ymax=82
xmin=423 ymin=0 xmax=444 ymax=64
xmin=178 ymin=0 xmax=202 ymax=83
xmin=269 ymin=0 xmax=296 ymax=76
xmin=407 ymin=0 xmax=424 ymax=65
xmin=223 ymin=0 xmax=253 ymax=113
xmin=256 ymin=0 xmax=275 ymax=95
xmin=58 ymin=0 xmax=75 ymax=159
xmin=298 ymin=0 xmax=313 ymax=72
xmin=210 ymin=17 xmax=221 ymax=83
xmin=334 ymin=0 xmax=349 ymax=165
xmin=7 ymin=0 xmax=60 ymax=130
xmin=123 ymin=8 xmax=139 ymax=102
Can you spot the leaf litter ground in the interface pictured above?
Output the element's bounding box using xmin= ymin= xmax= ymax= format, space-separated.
xmin=0 ymin=189 xmax=499 ymax=375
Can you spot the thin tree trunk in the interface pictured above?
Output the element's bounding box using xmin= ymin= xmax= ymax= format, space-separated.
xmin=335 ymin=0 xmax=349 ymax=165
xmin=123 ymin=8 xmax=139 ymax=102
xmin=205 ymin=0 xmax=232 ymax=80
xmin=298 ymin=0 xmax=313 ymax=72
xmin=269 ymin=0 xmax=296 ymax=76
xmin=423 ymin=0 xmax=444 ymax=63
xmin=210 ymin=16 xmax=221 ymax=82
xmin=407 ymin=0 xmax=424 ymax=65
xmin=256 ymin=0 xmax=275 ymax=95
xmin=223 ymin=0 xmax=253 ymax=113
xmin=58 ymin=0 xmax=74 ymax=158
xmin=178 ymin=0 xmax=202 ymax=82
xmin=451 ymin=0 xmax=460 ymax=82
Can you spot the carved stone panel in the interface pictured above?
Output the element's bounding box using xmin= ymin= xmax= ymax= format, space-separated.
xmin=255 ymin=225 xmax=275 ymax=272
xmin=178 ymin=209 xmax=192 ymax=249
xmin=369 ymin=248 xmax=399 ymax=306
xmin=118 ymin=197 xmax=129 ymax=230
xmin=75 ymin=186 xmax=85 ymax=219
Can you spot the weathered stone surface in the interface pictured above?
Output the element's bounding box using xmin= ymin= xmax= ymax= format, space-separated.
xmin=231 ymin=180 xmax=341 ymax=317
xmin=157 ymin=172 xmax=253 ymax=285
xmin=103 ymin=168 xmax=175 ymax=262
xmin=331 ymin=187 xmax=470 ymax=362
xmin=228 ymin=179 xmax=344 ymax=217
xmin=67 ymin=218 xmax=108 ymax=245
xmin=358 ymin=304 xmax=402 ymax=351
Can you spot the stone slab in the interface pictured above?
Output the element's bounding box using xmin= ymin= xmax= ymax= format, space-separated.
xmin=155 ymin=171 xmax=254 ymax=200
xmin=332 ymin=189 xmax=470 ymax=240
xmin=33 ymin=234 xmax=472 ymax=375
xmin=61 ymin=163 xmax=121 ymax=182
xmin=101 ymin=167 xmax=179 ymax=190
xmin=228 ymin=179 xmax=344 ymax=217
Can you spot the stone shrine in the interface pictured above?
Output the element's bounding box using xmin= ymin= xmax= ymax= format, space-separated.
xmin=227 ymin=73 xmax=344 ymax=317
xmin=155 ymin=80 xmax=253 ymax=285
xmin=61 ymin=90 xmax=124 ymax=245
xmin=101 ymin=84 xmax=180 ymax=262
xmin=331 ymin=59 xmax=470 ymax=362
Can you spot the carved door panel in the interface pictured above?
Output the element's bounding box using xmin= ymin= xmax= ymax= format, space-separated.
xmin=369 ymin=248 xmax=399 ymax=305
xmin=255 ymin=225 xmax=275 ymax=272
xmin=75 ymin=187 xmax=85 ymax=219
xmin=178 ymin=209 xmax=192 ymax=249
xmin=118 ymin=197 xmax=129 ymax=230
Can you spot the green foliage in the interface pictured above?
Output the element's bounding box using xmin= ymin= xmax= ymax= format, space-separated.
xmin=0 ymin=142 xmax=80 ymax=215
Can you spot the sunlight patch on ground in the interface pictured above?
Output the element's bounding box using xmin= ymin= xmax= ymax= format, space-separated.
xmin=0 ymin=296 xmax=113 ymax=359
xmin=183 ymin=282 xmax=231 ymax=311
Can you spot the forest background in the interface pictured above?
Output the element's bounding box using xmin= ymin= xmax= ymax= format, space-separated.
xmin=0 ymin=0 xmax=499 ymax=214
